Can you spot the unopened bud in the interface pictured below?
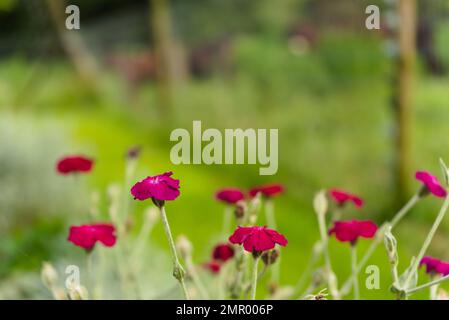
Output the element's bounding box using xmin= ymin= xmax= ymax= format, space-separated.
xmin=234 ymin=200 xmax=247 ymax=219
xmin=176 ymin=235 xmax=192 ymax=259
xmin=261 ymin=249 xmax=280 ymax=266
xmin=41 ymin=262 xmax=58 ymax=288
xmin=313 ymin=190 xmax=328 ymax=217
xmin=383 ymin=225 xmax=398 ymax=266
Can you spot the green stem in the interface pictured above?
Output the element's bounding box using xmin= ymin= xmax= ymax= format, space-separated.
xmin=340 ymin=193 xmax=421 ymax=295
xmin=317 ymin=211 xmax=340 ymax=299
xmin=250 ymin=256 xmax=260 ymax=300
xmin=408 ymin=274 xmax=449 ymax=295
xmin=159 ymin=205 xmax=190 ymax=299
xmin=86 ymin=252 xmax=93 ymax=299
xmin=265 ymin=199 xmax=280 ymax=285
xmin=404 ymin=194 xmax=449 ymax=288
xmin=351 ymin=245 xmax=360 ymax=300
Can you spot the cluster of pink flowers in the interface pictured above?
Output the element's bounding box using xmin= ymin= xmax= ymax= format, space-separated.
xmin=56 ymin=155 xmax=118 ymax=252
xmin=215 ymin=183 xmax=284 ymax=205
xmin=55 ymin=148 xmax=449 ymax=300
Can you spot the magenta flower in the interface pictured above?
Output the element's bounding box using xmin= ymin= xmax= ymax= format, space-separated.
xmin=131 ymin=172 xmax=180 ymax=202
xmin=68 ymin=223 xmax=117 ymax=251
xmin=212 ymin=243 xmax=235 ymax=262
xmin=229 ymin=226 xmax=288 ymax=253
xmin=249 ymin=183 xmax=284 ymax=198
xmin=56 ymin=155 xmax=94 ymax=175
xmin=328 ymin=220 xmax=377 ymax=245
xmin=215 ymin=188 xmax=244 ymax=205
xmin=329 ymin=189 xmax=363 ymax=208
xmin=420 ymin=256 xmax=449 ymax=276
xmin=415 ymin=171 xmax=447 ymax=198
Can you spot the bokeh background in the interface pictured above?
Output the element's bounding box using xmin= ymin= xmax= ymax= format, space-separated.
xmin=1 ymin=0 xmax=449 ymax=299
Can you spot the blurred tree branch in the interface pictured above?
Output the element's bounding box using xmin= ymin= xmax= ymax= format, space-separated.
xmin=45 ymin=0 xmax=100 ymax=88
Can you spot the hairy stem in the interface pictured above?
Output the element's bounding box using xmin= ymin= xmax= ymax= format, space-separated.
xmin=408 ymin=274 xmax=449 ymax=295
xmin=351 ymin=245 xmax=360 ymax=300
xmin=250 ymin=256 xmax=260 ymax=300
xmin=159 ymin=205 xmax=190 ymax=299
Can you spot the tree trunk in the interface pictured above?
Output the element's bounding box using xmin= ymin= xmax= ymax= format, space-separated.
xmin=150 ymin=0 xmax=178 ymax=117
xmin=46 ymin=0 xmax=100 ymax=88
xmin=392 ymin=0 xmax=417 ymax=206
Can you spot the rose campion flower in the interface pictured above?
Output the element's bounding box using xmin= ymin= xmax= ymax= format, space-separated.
xmin=68 ymin=223 xmax=117 ymax=251
xmin=56 ymin=155 xmax=94 ymax=175
xmin=229 ymin=226 xmax=288 ymax=253
xmin=249 ymin=183 xmax=284 ymax=198
xmin=212 ymin=243 xmax=235 ymax=262
xmin=203 ymin=261 xmax=221 ymax=274
xmin=131 ymin=172 xmax=180 ymax=202
xmin=415 ymin=171 xmax=447 ymax=198
xmin=420 ymin=256 xmax=449 ymax=276
xmin=215 ymin=188 xmax=244 ymax=205
xmin=329 ymin=189 xmax=363 ymax=208
xmin=328 ymin=220 xmax=377 ymax=245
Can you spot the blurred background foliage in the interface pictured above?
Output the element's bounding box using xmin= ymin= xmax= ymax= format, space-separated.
xmin=1 ymin=0 xmax=449 ymax=299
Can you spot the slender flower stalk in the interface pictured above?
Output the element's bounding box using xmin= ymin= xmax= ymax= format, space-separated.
xmin=350 ymin=245 xmax=359 ymax=300
xmin=159 ymin=205 xmax=190 ymax=299
xmin=316 ymin=207 xmax=340 ymax=299
xmin=403 ymin=194 xmax=449 ymax=289
xmin=265 ymin=199 xmax=281 ymax=285
xmin=250 ymin=256 xmax=261 ymax=300
xmin=340 ymin=191 xmax=421 ymax=295
xmin=86 ymin=252 xmax=93 ymax=298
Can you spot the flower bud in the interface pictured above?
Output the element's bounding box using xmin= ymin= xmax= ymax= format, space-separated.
xmin=41 ymin=262 xmax=58 ymax=288
xmin=126 ymin=145 xmax=142 ymax=160
xmin=176 ymin=235 xmax=192 ymax=260
xmin=313 ymin=190 xmax=328 ymax=217
xmin=261 ymin=249 xmax=280 ymax=266
xmin=383 ymin=225 xmax=398 ymax=267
